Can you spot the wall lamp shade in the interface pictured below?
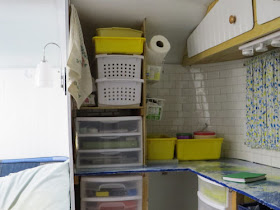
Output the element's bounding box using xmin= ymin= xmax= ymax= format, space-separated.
xmin=35 ymin=60 xmax=54 ymax=88
xmin=35 ymin=42 xmax=64 ymax=89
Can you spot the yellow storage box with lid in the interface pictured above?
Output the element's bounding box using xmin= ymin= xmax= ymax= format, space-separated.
xmin=177 ymin=138 xmax=223 ymax=160
xmin=93 ymin=37 xmax=146 ymax=55
xmin=97 ymin=27 xmax=143 ymax=37
xmin=147 ymin=135 xmax=177 ymax=160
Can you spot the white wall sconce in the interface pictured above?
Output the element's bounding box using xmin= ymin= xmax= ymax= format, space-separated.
xmin=35 ymin=42 xmax=64 ymax=89
xmin=239 ymin=30 xmax=280 ymax=57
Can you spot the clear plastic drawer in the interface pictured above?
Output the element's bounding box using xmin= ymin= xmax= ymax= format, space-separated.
xmin=77 ymin=135 xmax=141 ymax=150
xmin=198 ymin=175 xmax=228 ymax=206
xmin=76 ymin=117 xmax=142 ymax=135
xmin=76 ymin=150 xmax=142 ymax=168
xmin=81 ymin=200 xmax=141 ymax=210
xmin=198 ymin=191 xmax=226 ymax=210
xmin=81 ymin=176 xmax=142 ymax=198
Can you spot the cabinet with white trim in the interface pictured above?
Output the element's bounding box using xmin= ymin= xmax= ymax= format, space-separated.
xmin=187 ymin=0 xmax=254 ymax=58
xmin=183 ymin=0 xmax=280 ymax=65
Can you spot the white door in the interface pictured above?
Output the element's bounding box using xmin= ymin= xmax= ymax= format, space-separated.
xmin=256 ymin=0 xmax=280 ymax=25
xmin=187 ymin=0 xmax=254 ymax=58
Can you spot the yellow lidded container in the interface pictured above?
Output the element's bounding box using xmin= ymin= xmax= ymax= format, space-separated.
xmin=96 ymin=27 xmax=143 ymax=37
xmin=92 ymin=37 xmax=146 ymax=55
xmin=176 ymin=138 xmax=223 ymax=160
xmin=147 ymin=135 xmax=177 ymax=160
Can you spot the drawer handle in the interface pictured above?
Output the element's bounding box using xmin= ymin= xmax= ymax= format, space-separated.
xmin=229 ymin=15 xmax=236 ymax=24
xmin=99 ymin=183 xmax=126 ymax=190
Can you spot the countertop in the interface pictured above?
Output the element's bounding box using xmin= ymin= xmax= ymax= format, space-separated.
xmin=76 ymin=158 xmax=280 ymax=210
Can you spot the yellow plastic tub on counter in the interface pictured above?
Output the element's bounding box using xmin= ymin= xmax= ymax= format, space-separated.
xmin=176 ymin=138 xmax=223 ymax=160
xmin=92 ymin=37 xmax=146 ymax=55
xmin=147 ymin=135 xmax=177 ymax=160
xmin=96 ymin=27 xmax=143 ymax=37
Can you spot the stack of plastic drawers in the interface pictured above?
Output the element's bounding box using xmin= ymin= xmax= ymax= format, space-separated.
xmin=93 ymin=28 xmax=145 ymax=107
xmin=80 ymin=176 xmax=143 ymax=210
xmin=76 ymin=116 xmax=143 ymax=169
xmin=197 ymin=175 xmax=232 ymax=210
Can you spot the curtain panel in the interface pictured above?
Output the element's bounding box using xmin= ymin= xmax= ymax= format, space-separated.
xmin=246 ymin=49 xmax=280 ymax=150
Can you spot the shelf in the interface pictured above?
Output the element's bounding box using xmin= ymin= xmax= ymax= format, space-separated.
xmin=75 ymin=158 xmax=280 ymax=210
xmin=80 ymin=106 xmax=144 ymax=110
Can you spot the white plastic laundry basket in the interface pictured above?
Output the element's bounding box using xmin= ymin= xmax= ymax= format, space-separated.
xmin=96 ymin=78 xmax=144 ymax=106
xmin=96 ymin=54 xmax=144 ymax=79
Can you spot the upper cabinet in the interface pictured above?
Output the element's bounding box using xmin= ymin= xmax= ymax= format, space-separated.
xmin=187 ymin=0 xmax=253 ymax=58
xmin=183 ymin=0 xmax=280 ymax=66
xmin=256 ymin=0 xmax=280 ymax=25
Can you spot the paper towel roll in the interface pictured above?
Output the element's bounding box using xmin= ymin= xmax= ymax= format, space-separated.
xmin=146 ymin=35 xmax=171 ymax=66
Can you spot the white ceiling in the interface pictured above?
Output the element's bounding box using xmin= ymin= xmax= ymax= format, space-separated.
xmin=71 ymin=0 xmax=213 ymax=64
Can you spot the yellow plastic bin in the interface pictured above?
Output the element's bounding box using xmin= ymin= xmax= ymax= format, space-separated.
xmin=92 ymin=37 xmax=146 ymax=55
xmin=96 ymin=27 xmax=143 ymax=37
xmin=177 ymin=138 xmax=223 ymax=160
xmin=147 ymin=135 xmax=177 ymax=160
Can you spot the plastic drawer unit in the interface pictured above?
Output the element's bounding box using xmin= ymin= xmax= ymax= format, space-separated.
xmin=198 ymin=191 xmax=226 ymax=210
xmin=198 ymin=175 xmax=230 ymax=207
xmin=76 ymin=117 xmax=143 ymax=169
xmin=81 ymin=176 xmax=142 ymax=210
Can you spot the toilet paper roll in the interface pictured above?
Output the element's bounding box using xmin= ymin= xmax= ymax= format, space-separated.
xmin=146 ymin=35 xmax=171 ymax=66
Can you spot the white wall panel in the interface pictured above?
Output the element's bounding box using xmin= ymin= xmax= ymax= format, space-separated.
xmin=256 ymin=0 xmax=280 ymax=25
xmin=0 ymin=68 xmax=69 ymax=160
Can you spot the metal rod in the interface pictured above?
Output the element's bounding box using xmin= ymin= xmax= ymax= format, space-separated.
xmin=41 ymin=42 xmax=64 ymax=89
xmin=42 ymin=42 xmax=61 ymax=62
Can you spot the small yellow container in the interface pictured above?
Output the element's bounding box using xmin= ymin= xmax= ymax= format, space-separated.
xmin=92 ymin=37 xmax=146 ymax=55
xmin=97 ymin=27 xmax=143 ymax=37
xmin=147 ymin=135 xmax=177 ymax=160
xmin=96 ymin=191 xmax=109 ymax=197
xmin=177 ymin=138 xmax=223 ymax=160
